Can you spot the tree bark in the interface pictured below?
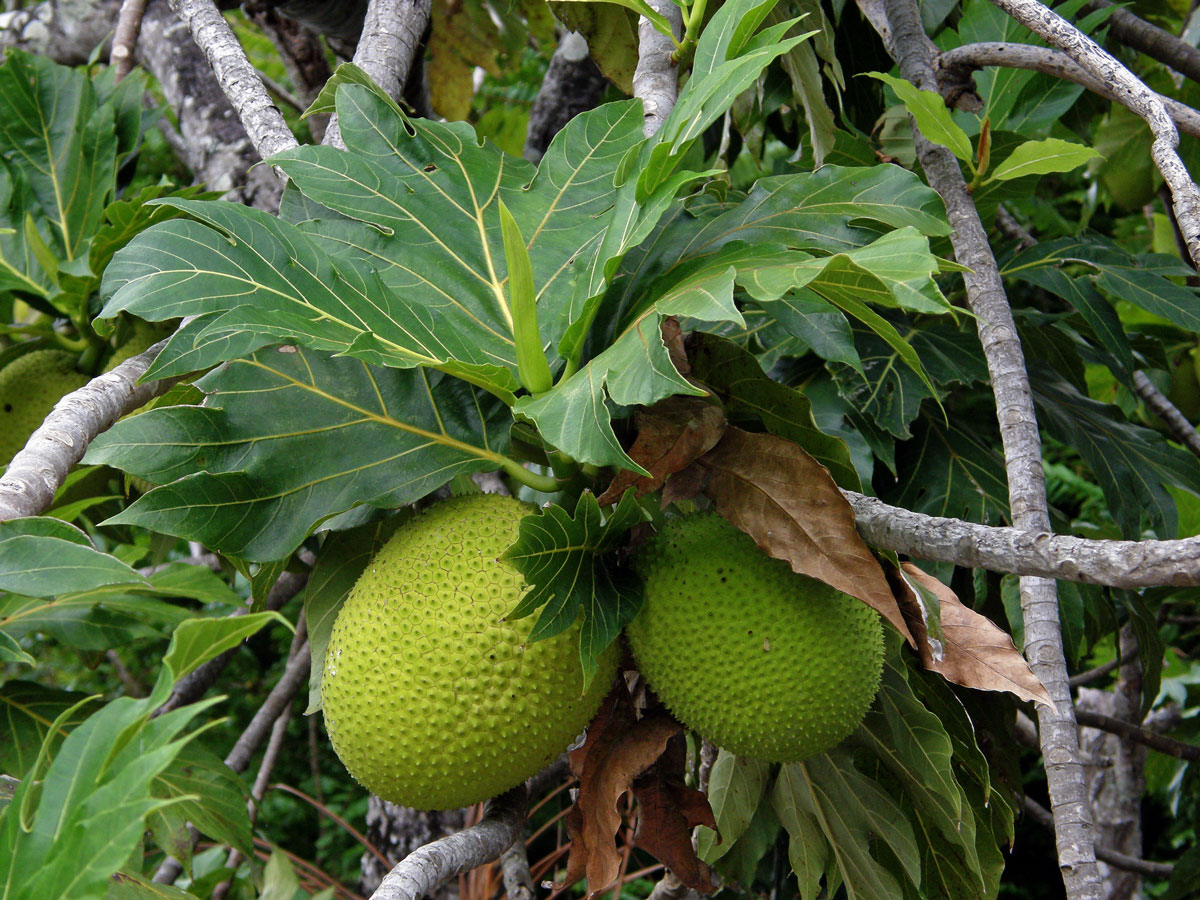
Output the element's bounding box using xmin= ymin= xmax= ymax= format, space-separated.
xmin=524 ymin=31 xmax=609 ymax=163
xmin=361 ymin=802 xmax=468 ymax=898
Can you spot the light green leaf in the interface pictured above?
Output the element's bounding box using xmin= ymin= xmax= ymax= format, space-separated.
xmin=161 ymin=612 xmax=291 ymax=683
xmin=0 ymin=527 xmax=145 ymax=597
xmin=552 ymin=0 xmax=676 ymax=41
xmin=696 ymin=750 xmax=772 ymax=862
xmin=867 ymin=71 xmax=974 ymax=163
xmin=989 ymin=137 xmax=1101 ymax=181
xmin=772 ymin=751 xmax=921 ymax=900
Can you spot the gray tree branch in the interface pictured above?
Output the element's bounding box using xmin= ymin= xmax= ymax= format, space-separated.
xmin=0 ymin=341 xmax=174 ymax=523
xmin=989 ymin=0 xmax=1200 ymax=268
xmin=111 ymin=0 xmax=150 ymax=79
xmin=1132 ymin=370 xmax=1200 ymax=458
xmin=1023 ymin=796 xmax=1175 ymax=879
xmin=368 ymin=786 xmax=528 ymax=900
xmin=524 ymin=31 xmax=609 ymax=163
xmin=165 ymin=0 xmax=299 ymax=161
xmin=876 ymin=0 xmax=1101 ymax=894
xmin=633 ymin=0 xmax=681 ymax=137
xmin=1083 ymin=0 xmax=1200 ymax=85
xmin=939 ymin=41 xmax=1200 ymax=139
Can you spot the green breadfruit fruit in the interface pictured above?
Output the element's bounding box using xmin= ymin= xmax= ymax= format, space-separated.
xmin=0 ymin=349 xmax=89 ymax=468
xmin=321 ymin=493 xmax=618 ymax=810
xmin=629 ymin=513 xmax=885 ymax=763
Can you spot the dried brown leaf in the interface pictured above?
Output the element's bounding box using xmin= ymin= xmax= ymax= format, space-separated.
xmin=897 ymin=562 xmax=1054 ymax=708
xmin=632 ymin=736 xmax=716 ymax=893
xmin=597 ymin=398 xmax=727 ymax=505
xmin=698 ymin=427 xmax=913 ymax=644
xmin=559 ymin=693 xmax=690 ymax=896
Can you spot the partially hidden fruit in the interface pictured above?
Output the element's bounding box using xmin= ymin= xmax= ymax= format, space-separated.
xmin=0 ymin=349 xmax=89 ymax=468
xmin=629 ymin=513 xmax=884 ymax=763
xmin=321 ymin=494 xmax=618 ymax=810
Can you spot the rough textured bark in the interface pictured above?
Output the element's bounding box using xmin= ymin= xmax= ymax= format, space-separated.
xmin=0 ymin=0 xmax=119 ymax=62
xmin=1083 ymin=0 xmax=1200 ymax=85
xmin=368 ymin=787 xmax=527 ymax=900
xmin=165 ymin=0 xmax=299 ymax=161
xmin=0 ymin=340 xmax=175 ymax=523
xmin=323 ymin=0 xmax=431 ymax=147
xmin=361 ymin=803 xmax=468 ymax=898
xmin=524 ymin=31 xmax=609 ymax=163
xmin=245 ymin=1 xmax=333 ymax=139
xmin=1077 ymin=625 xmax=1147 ymax=900
xmin=1132 ymin=370 xmax=1200 ymax=458
xmin=138 ymin=1 xmax=282 ymax=208
xmin=112 ymin=0 xmax=150 ymax=79
xmin=877 ymin=0 xmax=1102 ymax=894
xmin=633 ymin=0 xmax=681 ymax=137
xmin=845 ymin=492 xmax=1200 ymax=588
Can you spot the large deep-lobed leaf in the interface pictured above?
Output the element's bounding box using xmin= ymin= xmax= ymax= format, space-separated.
xmin=502 ymin=489 xmax=649 ymax=681
xmin=86 ymin=346 xmax=513 ymax=561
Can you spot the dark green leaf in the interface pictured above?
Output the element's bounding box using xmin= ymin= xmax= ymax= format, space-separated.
xmin=502 ymin=490 xmax=649 ymax=682
xmin=87 ymin=347 xmax=513 ymax=561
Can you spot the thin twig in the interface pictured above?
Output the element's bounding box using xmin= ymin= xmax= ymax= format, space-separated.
xmin=369 ymin=786 xmax=528 ymax=900
xmin=1069 ymin=645 xmax=1141 ymax=687
xmin=111 ymin=0 xmax=148 ymax=80
xmin=1132 ymin=370 xmax=1200 ymax=458
xmin=1074 ymin=709 xmax=1200 ymax=761
xmin=1023 ymin=796 xmax=1175 ymax=878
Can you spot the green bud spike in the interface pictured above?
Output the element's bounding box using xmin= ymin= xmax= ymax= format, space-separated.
xmin=498 ymin=199 xmax=553 ymax=396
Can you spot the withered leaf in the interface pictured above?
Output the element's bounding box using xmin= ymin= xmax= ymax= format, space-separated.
xmin=897 ymin=562 xmax=1054 ymax=708
xmin=698 ymin=427 xmax=913 ymax=644
xmin=632 ymin=736 xmax=717 ymax=893
xmin=559 ymin=691 xmax=716 ymax=896
xmin=597 ymin=397 xmax=727 ymax=505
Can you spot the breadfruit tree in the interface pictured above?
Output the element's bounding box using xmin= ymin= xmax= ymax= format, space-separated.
xmin=0 ymin=1 xmax=1198 ymax=900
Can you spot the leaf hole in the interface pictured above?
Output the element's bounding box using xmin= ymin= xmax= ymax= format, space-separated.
xmin=424 ymin=164 xmax=437 ymax=173
xmin=2 ymin=404 xmax=10 ymax=413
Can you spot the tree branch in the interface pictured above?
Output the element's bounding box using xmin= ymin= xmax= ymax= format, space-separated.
xmin=633 ymin=0 xmax=682 ymax=137
xmin=0 ymin=340 xmax=175 ymax=523
xmin=1083 ymin=0 xmax=1200 ymax=85
xmin=111 ymin=0 xmax=149 ymax=80
xmin=165 ymin=0 xmax=299 ymax=162
xmin=1074 ymin=709 xmax=1200 ymax=761
xmin=524 ymin=31 xmax=609 ymax=164
xmin=1023 ymin=796 xmax=1175 ymax=879
xmin=323 ymin=0 xmax=432 ymax=148
xmin=1069 ymin=645 xmax=1140 ymax=687
xmin=989 ymin=0 xmax=1200 ymax=269
xmin=1132 ymin=370 xmax=1200 ymax=458
xmin=224 ymin=638 xmax=312 ymax=774
xmin=368 ymin=786 xmax=528 ymax=900
xmin=877 ymin=0 xmax=1101 ymax=894
xmin=845 ymin=491 xmax=1200 ymax=588
xmin=938 ymin=41 xmax=1200 ymax=139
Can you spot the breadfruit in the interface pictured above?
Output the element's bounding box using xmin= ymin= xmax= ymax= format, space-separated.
xmin=629 ymin=513 xmax=884 ymax=763
xmin=0 ymin=349 xmax=89 ymax=468
xmin=321 ymin=493 xmax=618 ymax=810
xmin=102 ymin=319 xmax=174 ymax=373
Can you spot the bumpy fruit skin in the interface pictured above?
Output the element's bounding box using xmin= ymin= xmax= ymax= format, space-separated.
xmin=0 ymin=350 xmax=89 ymax=467
xmin=629 ymin=513 xmax=884 ymax=763
xmin=322 ymin=494 xmax=618 ymax=810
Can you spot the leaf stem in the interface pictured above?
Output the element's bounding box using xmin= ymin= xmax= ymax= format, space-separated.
xmin=498 ymin=459 xmax=561 ymax=492
xmin=674 ymin=0 xmax=708 ymax=64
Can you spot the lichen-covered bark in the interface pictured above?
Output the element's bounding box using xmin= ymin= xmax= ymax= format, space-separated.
xmin=0 ymin=0 xmax=119 ymax=62
xmin=361 ymin=802 xmax=467 ymax=898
